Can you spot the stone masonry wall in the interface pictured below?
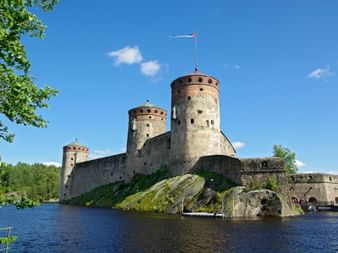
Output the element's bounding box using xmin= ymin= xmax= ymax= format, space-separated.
xmin=240 ymin=157 xmax=287 ymax=186
xmin=69 ymin=154 xmax=128 ymax=198
xmin=287 ymin=173 xmax=338 ymax=205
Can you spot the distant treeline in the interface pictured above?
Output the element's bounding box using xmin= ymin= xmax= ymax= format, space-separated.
xmin=0 ymin=162 xmax=60 ymax=201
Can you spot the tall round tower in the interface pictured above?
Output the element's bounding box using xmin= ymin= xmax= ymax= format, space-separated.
xmin=60 ymin=139 xmax=89 ymax=202
xmin=169 ymin=72 xmax=234 ymax=174
xmin=126 ymin=100 xmax=167 ymax=173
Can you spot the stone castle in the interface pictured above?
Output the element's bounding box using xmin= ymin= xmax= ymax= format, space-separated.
xmin=60 ymin=71 xmax=338 ymax=208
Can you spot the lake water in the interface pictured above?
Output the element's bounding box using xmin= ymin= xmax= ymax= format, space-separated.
xmin=0 ymin=204 xmax=338 ymax=253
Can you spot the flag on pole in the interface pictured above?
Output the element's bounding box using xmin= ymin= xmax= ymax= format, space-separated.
xmin=169 ymin=33 xmax=197 ymax=39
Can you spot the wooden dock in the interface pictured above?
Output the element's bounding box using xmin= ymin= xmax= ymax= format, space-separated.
xmin=182 ymin=212 xmax=225 ymax=218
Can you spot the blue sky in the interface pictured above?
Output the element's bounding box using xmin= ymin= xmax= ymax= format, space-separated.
xmin=1 ymin=0 xmax=337 ymax=174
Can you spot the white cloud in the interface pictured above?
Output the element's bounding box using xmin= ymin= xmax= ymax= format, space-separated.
xmin=89 ymin=149 xmax=114 ymax=160
xmin=232 ymin=141 xmax=245 ymax=149
xmin=225 ymin=64 xmax=241 ymax=70
xmin=43 ymin=161 xmax=61 ymax=167
xmin=295 ymin=160 xmax=306 ymax=168
xmin=326 ymin=170 xmax=338 ymax=175
xmin=140 ymin=60 xmax=161 ymax=76
xmin=308 ymin=66 xmax=333 ymax=80
xmin=108 ymin=46 xmax=143 ymax=65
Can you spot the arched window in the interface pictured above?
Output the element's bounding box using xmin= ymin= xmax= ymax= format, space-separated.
xmin=308 ymin=197 xmax=317 ymax=203
xmin=191 ymin=119 xmax=194 ymax=124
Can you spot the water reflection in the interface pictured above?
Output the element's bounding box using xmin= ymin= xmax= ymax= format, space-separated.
xmin=0 ymin=204 xmax=337 ymax=253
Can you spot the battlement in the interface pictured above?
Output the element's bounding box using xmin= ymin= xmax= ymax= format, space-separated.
xmin=128 ymin=107 xmax=167 ymax=120
xmin=287 ymin=173 xmax=338 ymax=184
xmin=63 ymin=145 xmax=89 ymax=153
xmin=171 ymin=73 xmax=219 ymax=102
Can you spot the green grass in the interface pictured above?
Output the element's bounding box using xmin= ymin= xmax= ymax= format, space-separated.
xmin=194 ymin=170 xmax=238 ymax=192
xmin=65 ymin=167 xmax=171 ymax=207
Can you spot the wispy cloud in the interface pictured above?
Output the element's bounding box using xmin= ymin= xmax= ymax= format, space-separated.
xmin=232 ymin=141 xmax=245 ymax=149
xmin=89 ymin=149 xmax=114 ymax=160
xmin=225 ymin=64 xmax=241 ymax=70
xmin=140 ymin=60 xmax=161 ymax=77
xmin=326 ymin=170 xmax=338 ymax=175
xmin=295 ymin=160 xmax=306 ymax=168
xmin=43 ymin=161 xmax=61 ymax=167
xmin=308 ymin=66 xmax=333 ymax=80
xmin=108 ymin=46 xmax=143 ymax=66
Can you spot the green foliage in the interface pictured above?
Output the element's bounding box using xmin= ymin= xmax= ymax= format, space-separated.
xmin=0 ymin=235 xmax=16 ymax=245
xmin=194 ymin=170 xmax=238 ymax=192
xmin=0 ymin=162 xmax=60 ymax=203
xmin=265 ymin=177 xmax=278 ymax=192
xmin=273 ymin=144 xmax=298 ymax=174
xmin=66 ymin=167 xmax=171 ymax=207
xmin=0 ymin=0 xmax=58 ymax=142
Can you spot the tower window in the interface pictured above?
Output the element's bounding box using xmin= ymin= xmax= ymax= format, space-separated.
xmin=71 ymin=157 xmax=74 ymax=160
xmin=178 ymin=120 xmax=181 ymax=125
xmin=64 ymin=194 xmax=66 ymax=197
xmin=67 ymin=175 xmax=70 ymax=178
xmin=147 ymin=109 xmax=151 ymax=113
xmin=197 ymin=110 xmax=203 ymax=114
xmin=144 ymin=162 xmax=147 ymax=165
xmin=177 ymin=90 xmax=181 ymax=94
xmin=161 ymin=118 xmax=163 ymax=120
xmin=216 ymin=82 xmax=219 ymax=86
xmin=71 ymin=164 xmax=74 ymax=166
xmin=188 ymin=96 xmax=191 ymax=100
xmin=146 ymin=124 xmax=150 ymax=127
xmin=65 ymin=185 xmax=68 ymax=188
xmin=208 ymin=79 xmax=213 ymax=84
xmin=179 ymin=79 xmax=183 ymax=84
xmin=211 ymin=120 xmax=214 ymax=125
xmin=140 ymin=109 xmax=143 ymax=113
xmin=188 ymin=78 xmax=192 ymax=83
xmin=198 ymin=77 xmax=203 ymax=82
xmin=155 ymin=110 xmax=158 ymax=113
xmin=160 ymin=112 xmax=164 ymax=115
xmin=149 ymin=116 xmax=152 ymax=119
xmin=191 ymin=119 xmax=194 ymax=124
xmin=146 ymin=134 xmax=149 ymax=137
xmin=206 ymin=120 xmax=210 ymax=127
xmin=200 ymin=88 xmax=204 ymax=91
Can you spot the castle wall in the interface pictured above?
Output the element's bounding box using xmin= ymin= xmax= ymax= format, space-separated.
xmin=240 ymin=157 xmax=287 ymax=186
xmin=190 ymin=155 xmax=242 ymax=184
xmin=287 ymin=173 xmax=338 ymax=205
xmin=69 ymin=153 xmax=127 ymax=198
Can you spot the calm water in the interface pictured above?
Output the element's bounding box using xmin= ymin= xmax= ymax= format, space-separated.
xmin=0 ymin=204 xmax=337 ymax=253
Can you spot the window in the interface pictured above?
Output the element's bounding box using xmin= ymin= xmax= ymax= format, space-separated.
xmin=71 ymin=157 xmax=74 ymax=160
xmin=188 ymin=78 xmax=192 ymax=82
xmin=177 ymin=90 xmax=181 ymax=94
xmin=119 ymin=176 xmax=122 ymax=180
xmin=178 ymin=120 xmax=181 ymax=125
xmin=216 ymin=82 xmax=219 ymax=86
xmin=208 ymin=79 xmax=213 ymax=84
xmin=67 ymin=175 xmax=70 ymax=178
xmin=147 ymin=109 xmax=151 ymax=113
xmin=329 ymin=177 xmax=333 ymax=182
xmin=191 ymin=119 xmax=194 ymax=124
xmin=146 ymin=124 xmax=150 ymax=127
xmin=146 ymin=134 xmax=149 ymax=137
xmin=65 ymin=185 xmax=68 ymax=188
xmin=179 ymin=79 xmax=183 ymax=84
xmin=198 ymin=77 xmax=203 ymax=82
xmin=197 ymin=110 xmax=203 ymax=114
xmin=200 ymin=88 xmax=204 ymax=91
xmin=155 ymin=110 xmax=158 ymax=113
xmin=144 ymin=162 xmax=147 ymax=165
xmin=140 ymin=109 xmax=143 ymax=113
xmin=261 ymin=161 xmax=268 ymax=168
xmin=206 ymin=120 xmax=210 ymax=127
xmin=161 ymin=118 xmax=163 ymax=121
xmin=188 ymin=96 xmax=191 ymax=100
xmin=160 ymin=112 xmax=164 ymax=115
xmin=149 ymin=116 xmax=152 ymax=119
xmin=335 ymin=197 xmax=338 ymax=204
xmin=71 ymin=163 xmax=74 ymax=166
xmin=64 ymin=194 xmax=66 ymax=196
xmin=211 ymin=120 xmax=214 ymax=125
xmin=308 ymin=197 xmax=317 ymax=203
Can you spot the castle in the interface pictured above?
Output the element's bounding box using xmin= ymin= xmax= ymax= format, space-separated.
xmin=60 ymin=71 xmax=338 ymax=209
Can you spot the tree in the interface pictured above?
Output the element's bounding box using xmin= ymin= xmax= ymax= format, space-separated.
xmin=273 ymin=144 xmax=298 ymax=174
xmin=0 ymin=0 xmax=59 ymax=142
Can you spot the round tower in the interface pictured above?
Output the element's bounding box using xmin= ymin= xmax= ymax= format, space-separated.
xmin=60 ymin=139 xmax=89 ymax=202
xmin=126 ymin=100 xmax=167 ymax=173
xmin=169 ymin=71 xmax=231 ymax=174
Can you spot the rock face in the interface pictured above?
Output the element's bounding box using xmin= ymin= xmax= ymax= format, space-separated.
xmin=116 ymin=175 xmax=301 ymax=217
xmin=221 ymin=187 xmax=299 ymax=217
xmin=116 ymin=174 xmax=205 ymax=213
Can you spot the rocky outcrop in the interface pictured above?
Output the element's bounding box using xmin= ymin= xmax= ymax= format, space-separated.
xmin=220 ymin=187 xmax=300 ymax=217
xmin=116 ymin=174 xmax=205 ymax=213
xmin=115 ymin=175 xmax=302 ymax=217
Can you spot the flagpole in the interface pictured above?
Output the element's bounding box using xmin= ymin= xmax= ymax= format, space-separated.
xmin=194 ymin=35 xmax=199 ymax=72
